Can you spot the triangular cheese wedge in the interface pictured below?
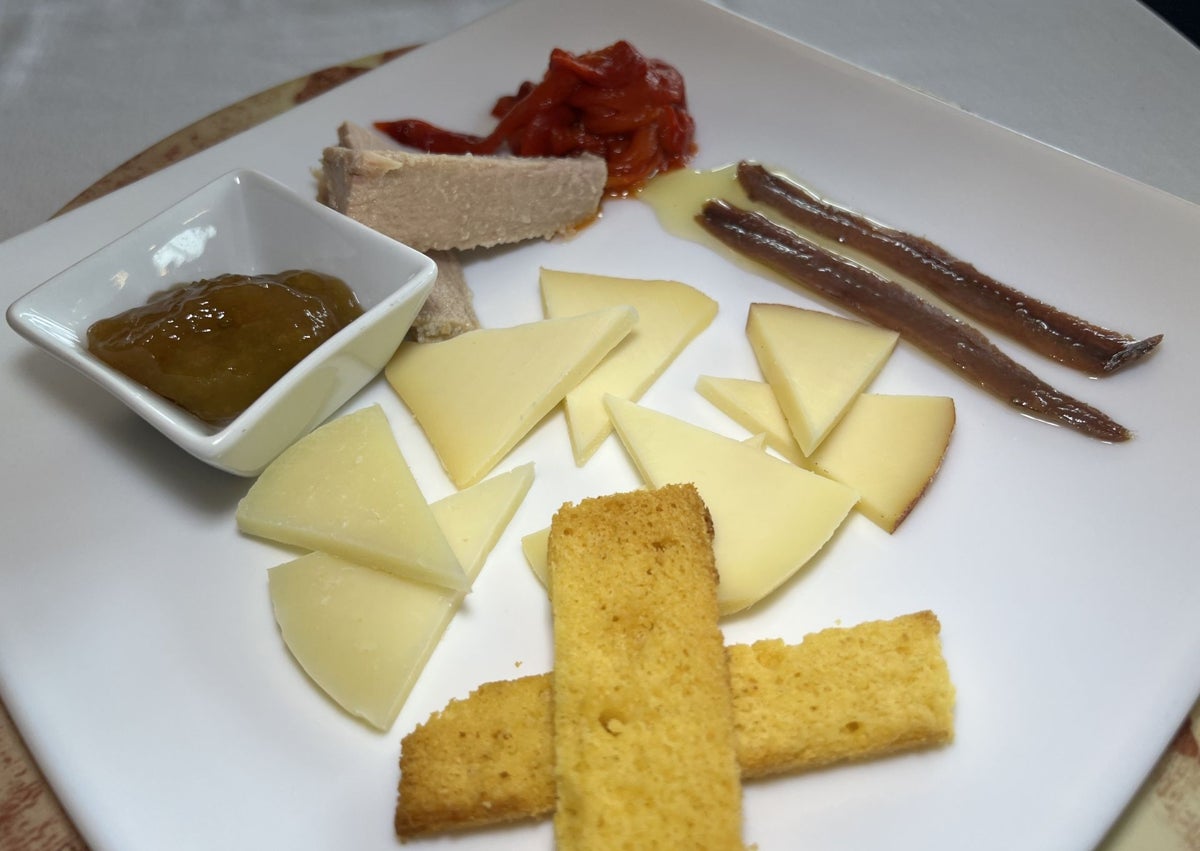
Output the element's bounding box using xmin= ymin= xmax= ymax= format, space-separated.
xmin=522 ymin=428 xmax=770 ymax=595
xmin=808 ymin=395 xmax=954 ymax=533
xmin=385 ymin=306 xmax=637 ymax=488
xmin=520 ymin=419 xmax=766 ymax=592
xmin=267 ymin=463 xmax=534 ymax=730
xmin=540 ymin=269 xmax=717 ymax=464
xmin=746 ymin=304 xmax=898 ymax=456
xmin=522 ymin=526 xmax=552 ymax=590
xmin=237 ymin=405 xmax=467 ymax=590
xmin=605 ymin=395 xmax=858 ymax=614
xmin=695 ymin=375 xmax=806 ymax=465
xmin=431 ymin=462 xmax=535 ymax=575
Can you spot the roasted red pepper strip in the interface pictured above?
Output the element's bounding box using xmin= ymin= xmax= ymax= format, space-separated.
xmin=374 ymin=40 xmax=697 ymax=194
xmin=698 ymin=199 xmax=1132 ymax=443
xmin=372 ymin=119 xmax=486 ymax=155
xmin=550 ymin=40 xmax=646 ymax=87
xmin=482 ymin=67 xmax=580 ymax=151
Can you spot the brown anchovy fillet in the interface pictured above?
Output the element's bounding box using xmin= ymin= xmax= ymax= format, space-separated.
xmin=698 ymin=200 xmax=1131 ymax=442
xmin=736 ymin=162 xmax=1162 ymax=375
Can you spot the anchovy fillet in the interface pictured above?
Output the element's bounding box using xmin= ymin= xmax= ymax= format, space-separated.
xmin=736 ymin=162 xmax=1161 ymax=375
xmin=698 ymin=199 xmax=1131 ymax=442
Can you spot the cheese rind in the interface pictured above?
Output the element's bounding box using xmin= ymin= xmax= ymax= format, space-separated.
xmin=605 ymin=395 xmax=858 ymax=614
xmin=746 ymin=304 xmax=898 ymax=456
xmin=808 ymin=395 xmax=954 ymax=532
xmin=385 ymin=307 xmax=637 ymax=488
xmin=540 ymin=269 xmax=717 ymax=464
xmin=236 ymin=405 xmax=466 ymax=591
xmin=267 ymin=463 xmax=534 ymax=730
xmin=695 ymin=378 xmax=953 ymax=531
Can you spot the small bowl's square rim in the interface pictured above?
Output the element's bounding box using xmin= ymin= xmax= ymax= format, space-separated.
xmin=6 ymin=168 xmax=436 ymax=472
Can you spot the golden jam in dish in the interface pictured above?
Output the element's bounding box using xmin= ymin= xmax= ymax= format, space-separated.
xmin=87 ymin=269 xmax=363 ymax=426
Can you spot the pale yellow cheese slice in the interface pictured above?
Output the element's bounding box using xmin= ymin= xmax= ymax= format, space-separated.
xmin=695 ymin=374 xmax=806 ymax=465
xmin=267 ymin=462 xmax=534 ymax=730
xmin=523 ymin=429 xmax=765 ymax=593
xmin=808 ymin=395 xmax=954 ymax=533
xmin=742 ymin=432 xmax=769 ymax=450
xmin=385 ymin=306 xmax=637 ymax=488
xmin=522 ymin=526 xmax=552 ymax=590
xmin=605 ymin=395 xmax=859 ymax=614
xmin=433 ymin=462 xmax=535 ymax=570
xmin=523 ymin=429 xmax=768 ymax=592
xmin=237 ymin=404 xmax=467 ymax=591
xmin=746 ymin=304 xmax=898 ymax=456
xmin=540 ymin=268 xmax=717 ymax=464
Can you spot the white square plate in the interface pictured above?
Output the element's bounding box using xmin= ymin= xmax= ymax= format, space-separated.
xmin=6 ymin=169 xmax=436 ymax=475
xmin=0 ymin=0 xmax=1197 ymax=849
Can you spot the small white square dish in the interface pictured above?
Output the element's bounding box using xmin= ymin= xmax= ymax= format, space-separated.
xmin=5 ymin=168 xmax=436 ymax=475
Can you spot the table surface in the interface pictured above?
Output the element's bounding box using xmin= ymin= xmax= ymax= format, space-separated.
xmin=1 ymin=1 xmax=1198 ymax=849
